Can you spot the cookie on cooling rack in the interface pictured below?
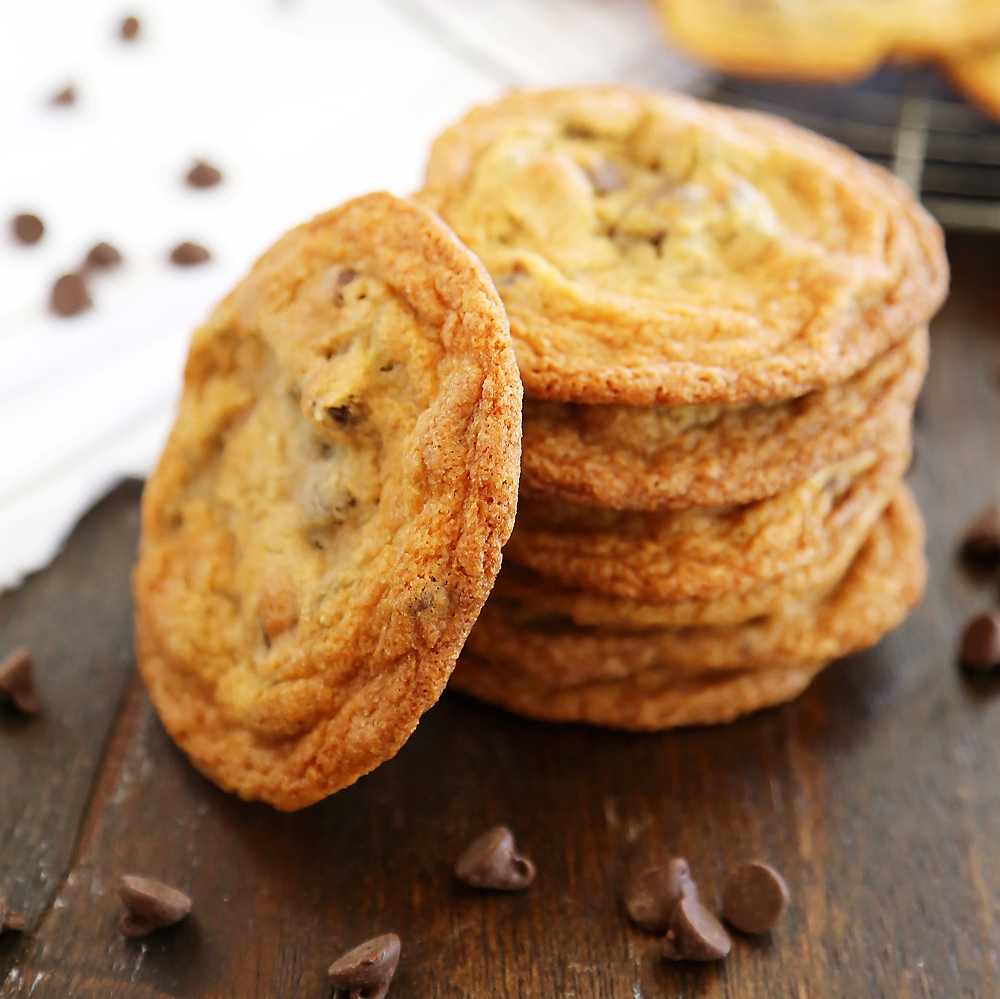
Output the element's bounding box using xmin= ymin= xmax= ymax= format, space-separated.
xmin=416 ymin=87 xmax=947 ymax=407
xmin=654 ymin=0 xmax=1000 ymax=82
xmin=133 ymin=193 xmax=522 ymax=811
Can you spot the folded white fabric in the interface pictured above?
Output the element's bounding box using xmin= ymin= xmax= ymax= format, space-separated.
xmin=0 ymin=0 xmax=699 ymax=590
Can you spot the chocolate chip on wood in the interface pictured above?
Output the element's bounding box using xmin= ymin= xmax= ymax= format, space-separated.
xmin=660 ymin=896 xmax=732 ymax=961
xmin=621 ymin=858 xmax=698 ymax=932
xmin=721 ymin=861 xmax=790 ymax=933
xmin=0 ymin=893 xmax=25 ymax=934
xmin=117 ymin=876 xmax=191 ymax=937
xmin=455 ymin=826 xmax=536 ymax=890
xmin=960 ymin=612 xmax=1000 ymax=671
xmin=12 ymin=213 xmax=43 ymax=244
xmin=186 ymin=160 xmax=222 ymax=188
xmin=170 ymin=241 xmax=210 ymax=265
xmin=86 ymin=242 xmax=122 ymax=269
xmin=0 ymin=647 xmax=38 ymax=714
xmin=51 ymin=273 xmax=91 ymax=317
xmin=328 ymin=933 xmax=401 ymax=999
xmin=960 ymin=506 xmax=1000 ymax=573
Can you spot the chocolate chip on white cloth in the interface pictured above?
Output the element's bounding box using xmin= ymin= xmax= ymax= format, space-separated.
xmin=51 ymin=273 xmax=91 ymax=316
xmin=721 ymin=861 xmax=790 ymax=934
xmin=12 ymin=214 xmax=44 ymax=244
xmin=621 ymin=857 xmax=698 ymax=932
xmin=455 ymin=826 xmax=536 ymax=890
xmin=170 ymin=241 xmax=211 ymax=266
xmin=120 ymin=16 xmax=140 ymax=40
xmin=50 ymin=85 xmax=75 ymax=106
xmin=328 ymin=933 xmax=401 ymax=999
xmin=186 ymin=160 xmax=222 ymax=188
xmin=86 ymin=242 xmax=122 ymax=269
xmin=660 ymin=895 xmax=731 ymax=962
xmin=117 ymin=876 xmax=192 ymax=937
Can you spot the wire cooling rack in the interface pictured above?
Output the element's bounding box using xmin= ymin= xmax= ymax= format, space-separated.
xmin=392 ymin=0 xmax=1000 ymax=232
xmin=713 ymin=68 xmax=1000 ymax=232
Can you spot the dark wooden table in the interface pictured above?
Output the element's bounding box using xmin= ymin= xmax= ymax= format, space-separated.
xmin=2 ymin=232 xmax=1000 ymax=999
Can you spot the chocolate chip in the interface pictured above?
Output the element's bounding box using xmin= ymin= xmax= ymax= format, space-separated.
xmin=50 ymin=85 xmax=75 ymax=106
xmin=960 ymin=506 xmax=1000 ymax=573
xmin=585 ymin=161 xmax=626 ymax=195
xmin=186 ymin=160 xmax=222 ymax=188
xmin=721 ymin=861 xmax=789 ymax=934
xmin=0 ymin=893 xmax=25 ymax=934
xmin=117 ymin=876 xmax=191 ymax=937
xmin=85 ymin=241 xmax=122 ymax=269
xmin=960 ymin=612 xmax=1000 ymax=670
xmin=12 ymin=214 xmax=44 ymax=245
xmin=170 ymin=242 xmax=210 ymax=266
xmin=338 ymin=267 xmax=358 ymax=285
xmin=621 ymin=857 xmax=698 ymax=932
xmin=51 ymin=273 xmax=92 ymax=317
xmin=660 ymin=896 xmax=731 ymax=962
xmin=455 ymin=826 xmax=536 ymax=890
xmin=120 ymin=16 xmax=140 ymax=40
xmin=0 ymin=647 xmax=39 ymax=714
xmin=328 ymin=933 xmax=401 ymax=999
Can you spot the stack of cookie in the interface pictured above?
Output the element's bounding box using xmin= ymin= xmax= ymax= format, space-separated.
xmin=417 ymin=86 xmax=949 ymax=729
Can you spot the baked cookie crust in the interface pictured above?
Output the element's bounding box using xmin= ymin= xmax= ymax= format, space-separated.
xmin=505 ymin=428 xmax=910 ymax=603
xmin=654 ymin=0 xmax=1000 ymax=82
xmin=520 ymin=326 xmax=926 ymax=510
xmin=417 ymin=87 xmax=947 ymax=406
xmin=133 ymin=193 xmax=522 ymax=810
xmin=461 ymin=486 xmax=925 ymax=690
xmin=945 ymin=44 xmax=1000 ymax=123
xmin=451 ymin=655 xmax=829 ymax=731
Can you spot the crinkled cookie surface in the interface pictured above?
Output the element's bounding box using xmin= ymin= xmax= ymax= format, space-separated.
xmin=417 ymin=87 xmax=947 ymax=406
xmin=133 ymin=193 xmax=522 ymax=810
xmin=520 ymin=327 xmax=926 ymax=510
xmin=655 ymin=0 xmax=1000 ymax=81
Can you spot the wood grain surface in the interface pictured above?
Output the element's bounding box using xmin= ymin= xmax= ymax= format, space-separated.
xmin=2 ymin=234 xmax=1000 ymax=998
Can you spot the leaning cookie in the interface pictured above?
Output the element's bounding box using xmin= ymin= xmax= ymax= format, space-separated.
xmin=417 ymin=87 xmax=947 ymax=406
xmin=520 ymin=327 xmax=926 ymax=510
xmin=654 ymin=0 xmax=1000 ymax=83
xmin=133 ymin=193 xmax=522 ymax=810
xmin=466 ymin=487 xmax=925 ymax=687
xmin=505 ymin=431 xmax=909 ymax=604
xmin=451 ymin=655 xmax=830 ymax=731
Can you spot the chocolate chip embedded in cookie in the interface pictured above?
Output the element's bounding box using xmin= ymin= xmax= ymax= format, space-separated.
xmin=655 ymin=0 xmax=1000 ymax=83
xmin=133 ymin=192 xmax=522 ymax=810
xmin=417 ymin=87 xmax=947 ymax=407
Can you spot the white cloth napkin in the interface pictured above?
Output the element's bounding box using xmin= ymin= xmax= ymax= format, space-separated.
xmin=0 ymin=0 xmax=700 ymax=590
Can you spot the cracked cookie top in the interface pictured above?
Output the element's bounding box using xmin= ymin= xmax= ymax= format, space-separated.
xmin=417 ymin=87 xmax=947 ymax=406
